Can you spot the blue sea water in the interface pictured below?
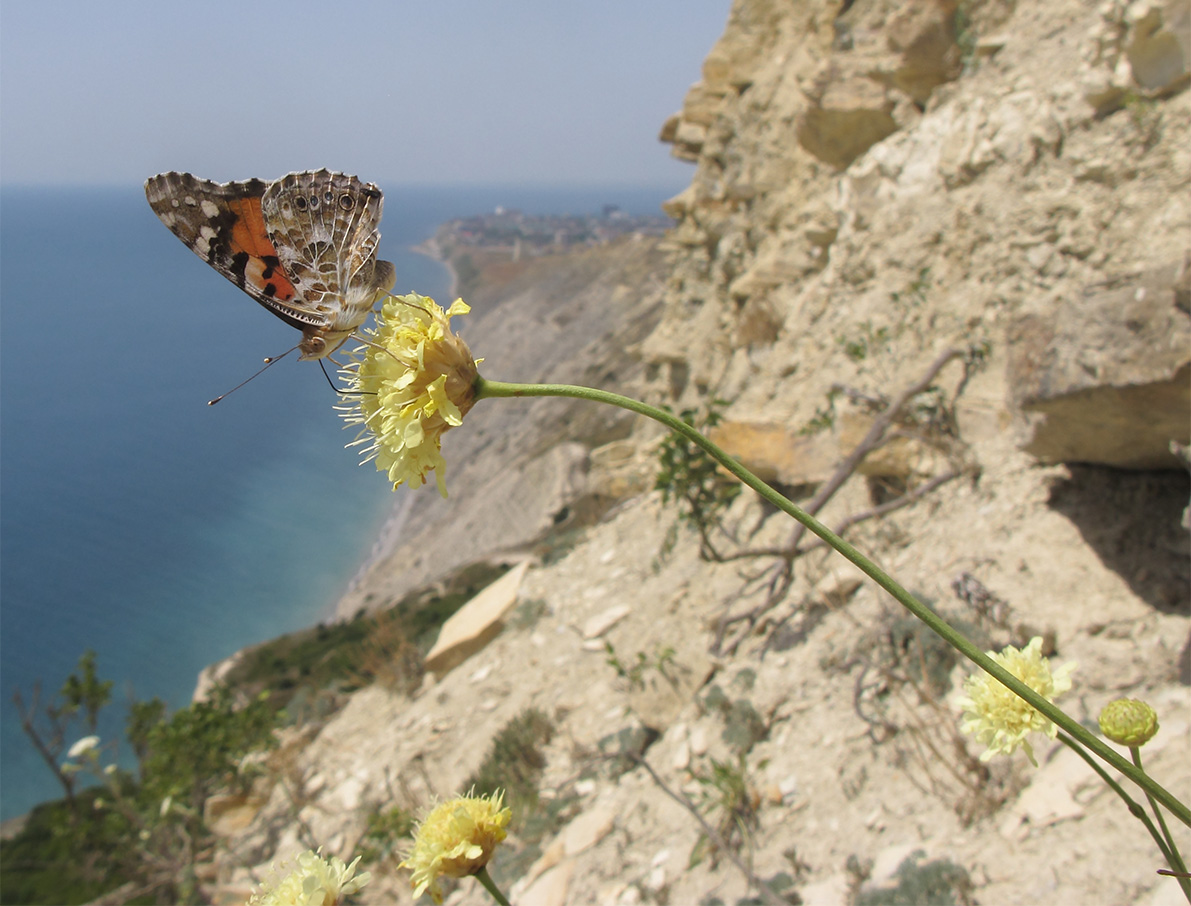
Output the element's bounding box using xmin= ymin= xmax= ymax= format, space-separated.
xmin=0 ymin=180 xmax=680 ymax=821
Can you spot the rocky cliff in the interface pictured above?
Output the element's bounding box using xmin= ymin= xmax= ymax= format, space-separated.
xmin=210 ymin=1 xmax=1190 ymax=903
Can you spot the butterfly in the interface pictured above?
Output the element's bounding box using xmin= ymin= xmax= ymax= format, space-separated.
xmin=144 ymin=169 xmax=396 ymax=361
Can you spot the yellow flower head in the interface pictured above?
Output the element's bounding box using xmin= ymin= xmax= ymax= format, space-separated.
xmin=399 ymin=789 xmax=512 ymax=903
xmin=248 ymin=849 xmax=370 ymax=906
xmin=339 ymin=293 xmax=479 ymax=496
xmin=959 ymin=636 xmax=1076 ymax=766
xmin=1099 ymin=698 xmax=1159 ymax=747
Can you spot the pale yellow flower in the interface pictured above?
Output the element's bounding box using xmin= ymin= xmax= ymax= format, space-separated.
xmin=400 ymin=789 xmax=512 ymax=903
xmin=247 ymin=849 xmax=370 ymax=906
xmin=1099 ymin=698 xmax=1159 ymax=747
xmin=959 ymin=636 xmax=1076 ymax=765
xmin=338 ymin=293 xmax=479 ymax=496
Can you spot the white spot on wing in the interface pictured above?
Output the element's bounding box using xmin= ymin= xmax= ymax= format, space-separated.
xmin=200 ymin=200 xmax=220 ymax=218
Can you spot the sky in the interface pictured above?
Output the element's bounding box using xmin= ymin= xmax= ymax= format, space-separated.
xmin=0 ymin=0 xmax=731 ymax=189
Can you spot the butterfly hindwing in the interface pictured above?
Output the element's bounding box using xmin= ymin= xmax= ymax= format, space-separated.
xmin=260 ymin=170 xmax=393 ymax=334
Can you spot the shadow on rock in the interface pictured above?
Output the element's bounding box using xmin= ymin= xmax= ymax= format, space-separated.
xmin=1047 ymin=465 xmax=1189 ymax=616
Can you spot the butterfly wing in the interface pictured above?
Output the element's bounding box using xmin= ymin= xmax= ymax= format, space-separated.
xmin=261 ymin=170 xmax=396 ymax=346
xmin=144 ymin=172 xmax=306 ymax=320
xmin=145 ymin=170 xmax=396 ymax=359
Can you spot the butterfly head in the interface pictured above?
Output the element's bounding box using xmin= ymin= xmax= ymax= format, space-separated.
xmin=298 ymin=329 xmax=353 ymax=361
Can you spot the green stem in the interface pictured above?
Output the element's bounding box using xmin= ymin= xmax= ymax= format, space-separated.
xmin=1134 ymin=746 xmax=1191 ymax=900
xmin=474 ymin=377 xmax=1191 ymax=828
xmin=1059 ymin=733 xmax=1189 ymax=902
xmin=473 ymin=865 xmax=512 ymax=906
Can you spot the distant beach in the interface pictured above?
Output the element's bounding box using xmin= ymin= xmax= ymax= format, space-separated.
xmin=411 ymin=236 xmax=460 ymax=299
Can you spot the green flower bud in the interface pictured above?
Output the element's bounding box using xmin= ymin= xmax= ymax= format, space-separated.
xmin=1098 ymin=698 xmax=1159 ymax=747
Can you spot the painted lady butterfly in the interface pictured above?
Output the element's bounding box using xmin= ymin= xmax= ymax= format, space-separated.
xmin=145 ymin=169 xmax=396 ymax=361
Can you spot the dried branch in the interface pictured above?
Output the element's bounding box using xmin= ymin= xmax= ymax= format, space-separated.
xmin=628 ymin=752 xmax=789 ymax=906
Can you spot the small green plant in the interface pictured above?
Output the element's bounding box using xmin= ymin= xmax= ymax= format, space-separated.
xmin=1122 ymin=89 xmax=1164 ymax=150
xmin=509 ymin=597 xmax=549 ymax=630
xmin=3 ymin=653 xmax=280 ymax=904
xmin=955 ymin=0 xmax=978 ymax=72
xmin=465 ymin=708 xmax=554 ymax=830
xmin=890 ymin=266 xmax=933 ymax=310
xmin=701 ymin=684 xmax=768 ymax=754
xmin=359 ymin=804 xmax=417 ymax=869
xmin=837 ymin=321 xmax=892 ymax=362
xmin=800 ymin=385 xmax=843 ymax=435
xmin=604 ymin=641 xmax=678 ymax=692
xmin=689 ymin=753 xmax=759 ymax=869
xmin=656 ymin=401 xmax=742 ymax=557
xmin=854 ymin=851 xmax=974 ymax=905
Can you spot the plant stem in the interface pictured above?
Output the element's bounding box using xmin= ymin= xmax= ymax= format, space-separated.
xmin=1059 ymin=733 xmax=1190 ymax=902
xmin=474 ymin=376 xmax=1191 ymax=828
xmin=474 ymin=866 xmax=512 ymax=906
xmin=1134 ymin=746 xmax=1191 ymax=901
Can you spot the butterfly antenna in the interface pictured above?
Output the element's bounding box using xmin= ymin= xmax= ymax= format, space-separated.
xmin=207 ymin=345 xmax=298 ymax=405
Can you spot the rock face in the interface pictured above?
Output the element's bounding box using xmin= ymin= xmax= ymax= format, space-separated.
xmin=207 ymin=2 xmax=1191 ymax=904
xmin=1010 ymin=254 xmax=1191 ymax=468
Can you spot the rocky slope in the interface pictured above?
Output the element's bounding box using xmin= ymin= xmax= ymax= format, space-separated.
xmin=208 ymin=1 xmax=1190 ymax=903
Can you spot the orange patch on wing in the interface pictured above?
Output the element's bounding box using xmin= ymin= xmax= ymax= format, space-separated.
xmin=227 ymin=197 xmax=298 ymax=302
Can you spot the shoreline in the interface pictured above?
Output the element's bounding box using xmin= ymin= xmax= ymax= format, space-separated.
xmin=330 ymin=490 xmax=415 ymax=619
xmin=409 ymin=236 xmax=460 ymax=300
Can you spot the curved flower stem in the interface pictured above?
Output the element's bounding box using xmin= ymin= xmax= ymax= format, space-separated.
xmin=474 ymin=377 xmax=1191 ymax=828
xmin=1134 ymin=746 xmax=1191 ymax=899
xmin=1059 ymin=733 xmax=1191 ymax=902
xmin=473 ymin=866 xmax=512 ymax=906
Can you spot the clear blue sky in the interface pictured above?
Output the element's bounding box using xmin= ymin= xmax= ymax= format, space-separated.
xmin=0 ymin=0 xmax=729 ymax=188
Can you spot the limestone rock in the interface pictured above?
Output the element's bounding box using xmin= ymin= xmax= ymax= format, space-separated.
xmin=1010 ymin=255 xmax=1191 ymax=469
xmin=204 ymin=792 xmax=265 ymax=838
xmin=796 ymin=74 xmax=899 ymax=170
xmin=586 ymin=438 xmax=658 ymax=500
xmin=1125 ymin=0 xmax=1191 ymax=92
xmin=193 ymin=648 xmax=244 ymax=703
xmin=709 ymin=413 xmax=950 ymax=489
xmin=883 ymin=0 xmax=965 ymax=103
xmin=516 ymin=860 xmax=574 ymax=906
xmin=707 ymin=420 xmax=838 ymax=487
xmin=1083 ymin=0 xmax=1191 ymax=112
xmin=582 ymin=604 xmax=631 ymax=640
xmin=424 ymin=560 xmax=531 ymax=677
xmin=205 ymin=3 xmax=1191 ymax=905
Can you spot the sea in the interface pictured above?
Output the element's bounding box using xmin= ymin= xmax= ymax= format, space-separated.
xmin=0 ymin=181 xmax=681 ymax=821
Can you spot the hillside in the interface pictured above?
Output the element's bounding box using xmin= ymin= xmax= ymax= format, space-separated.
xmin=205 ymin=1 xmax=1190 ymax=903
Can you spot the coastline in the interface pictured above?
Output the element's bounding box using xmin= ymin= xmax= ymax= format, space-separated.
xmin=334 ymin=490 xmax=415 ymax=612
xmin=410 ymin=236 xmax=459 ymax=300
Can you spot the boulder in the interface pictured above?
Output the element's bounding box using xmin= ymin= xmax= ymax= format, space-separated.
xmin=1010 ymin=254 xmax=1191 ymax=469
xmin=424 ymin=560 xmax=531 ymax=677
